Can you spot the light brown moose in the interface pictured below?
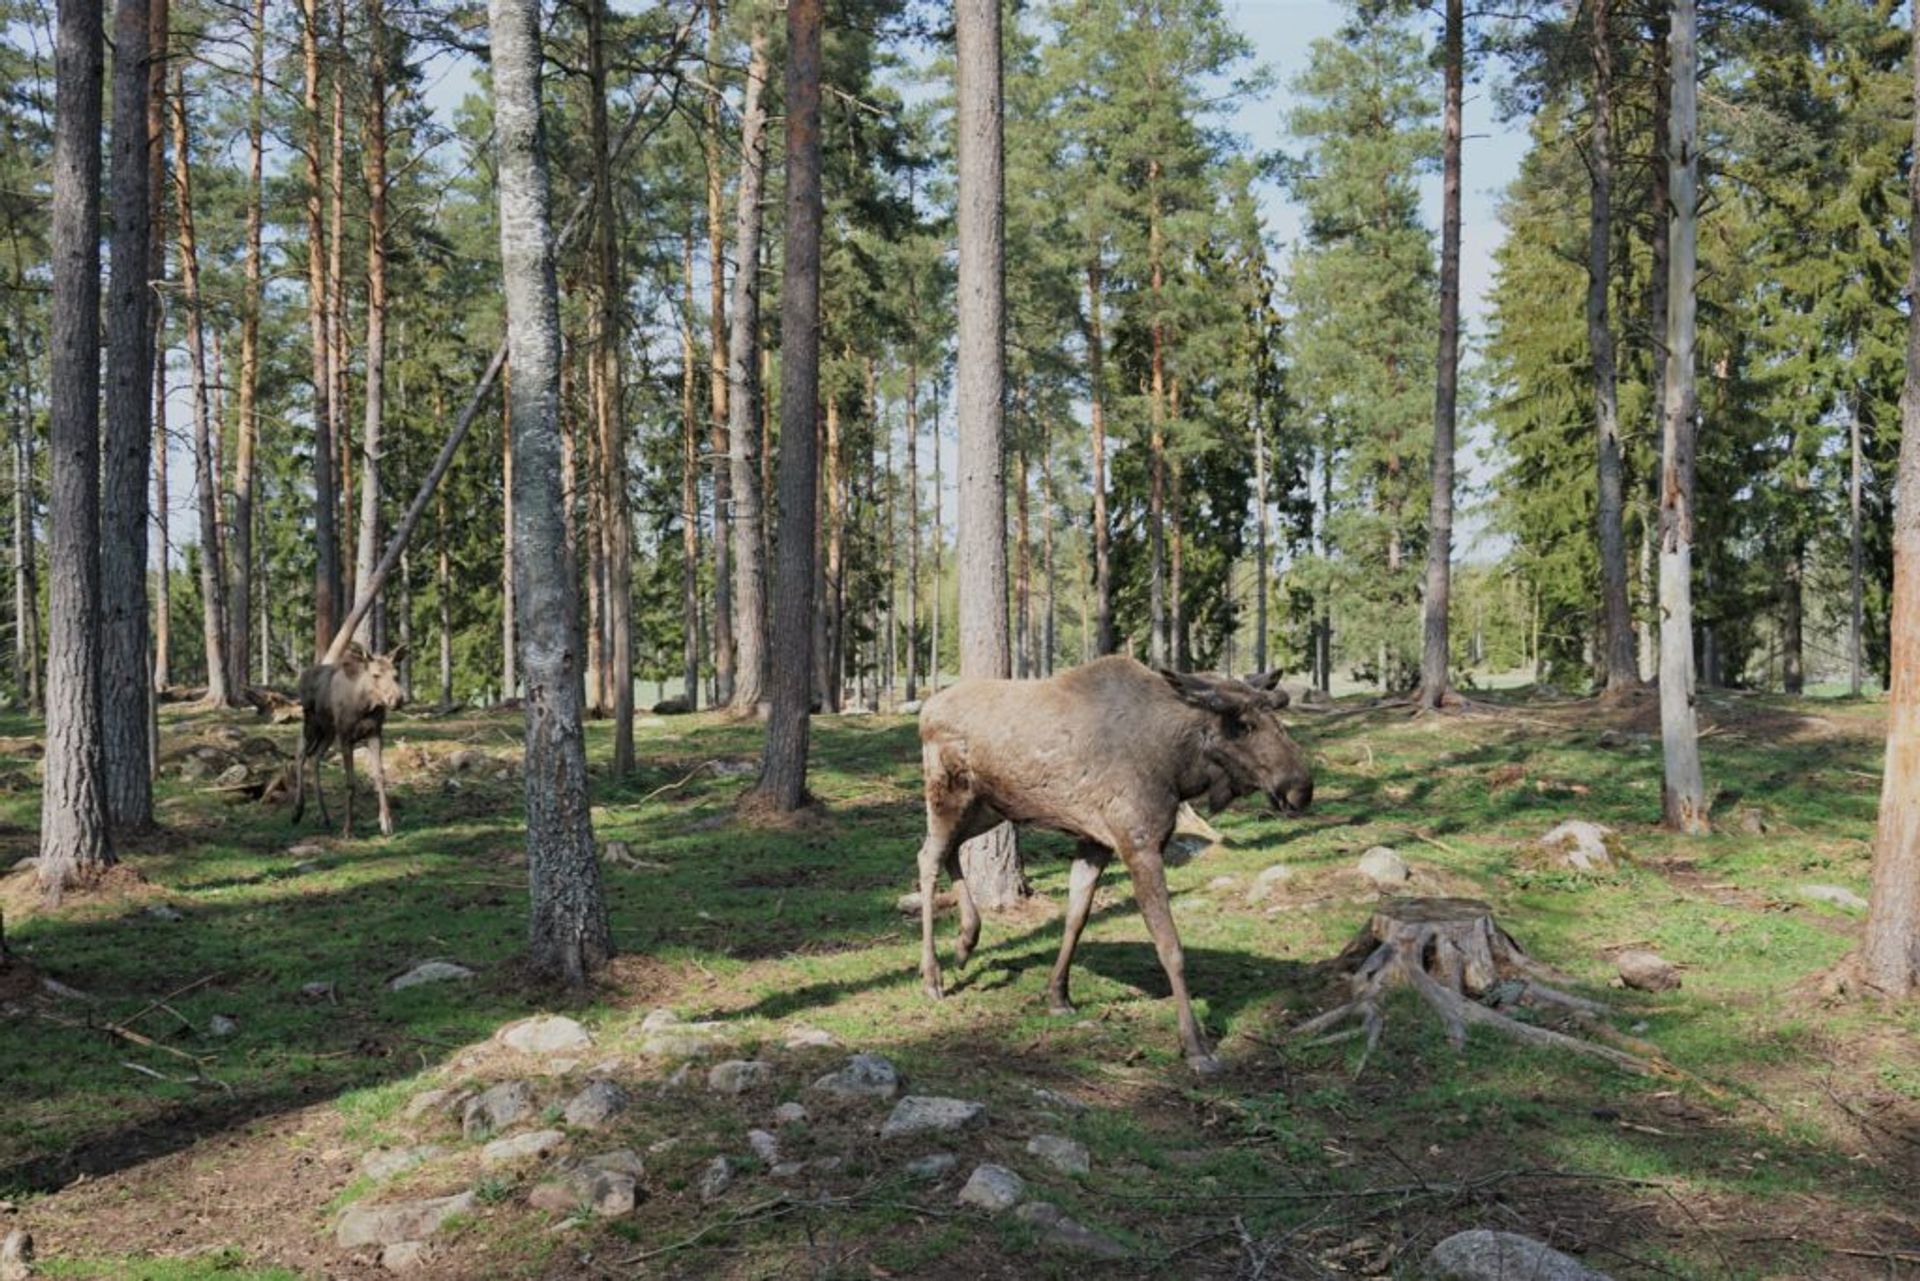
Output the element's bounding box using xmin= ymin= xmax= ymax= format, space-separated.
xmin=291 ymin=644 xmax=409 ymax=838
xmin=914 ymin=656 xmax=1314 ymax=1073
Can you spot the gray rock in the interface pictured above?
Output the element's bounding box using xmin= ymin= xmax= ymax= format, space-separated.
xmin=1425 ymin=1230 xmax=1612 ymax=1281
xmin=207 ymin=1013 xmax=239 ymax=1038
xmin=811 ymin=1156 xmax=842 ymax=1174
xmin=1615 ymin=949 xmax=1681 ymax=993
xmin=698 ymin=1156 xmax=733 ymax=1201
xmin=903 ymin=1152 xmax=958 ymax=1180
xmin=771 ymin=1160 xmax=808 ymax=1179
xmin=388 ymin=961 xmax=475 ymax=992
xmin=1026 ymin=1134 xmax=1090 ymax=1175
xmin=640 ymin=1007 xmax=681 ymax=1032
xmin=784 ymin=1025 xmax=836 ymax=1049
xmin=479 ymin=1127 xmax=566 ymax=1167
xmin=880 ymin=1096 xmax=985 ymax=1140
xmin=708 ymin=1059 xmax=774 ymax=1094
xmin=462 ymin=1080 xmax=535 ymax=1140
xmin=360 ymin=1144 xmax=447 ymax=1182
xmin=956 ymin=1163 xmax=1025 ymax=1212
xmin=529 ymin=1163 xmax=640 ymax=1219
xmin=1026 ymin=1086 xmax=1087 ymax=1115
xmin=562 ymin=1080 xmax=630 ymax=1131
xmin=1244 ymin=864 xmax=1293 ymax=904
xmin=404 ymin=1087 xmax=470 ymax=1123
xmin=143 ymin=903 xmax=183 ymax=922
xmin=643 ymin=1031 xmax=721 ymax=1059
xmin=499 ymin=1015 xmax=592 ymax=1055
xmin=899 ymin=700 xmax=924 ymax=715
xmin=1206 ymin=875 xmax=1238 ymax=892
xmin=1357 ymin=846 xmax=1411 ymax=886
xmin=771 ymin=1101 xmax=809 ymax=1126
xmin=1 ymin=1229 xmax=31 ymax=1281
xmin=1015 ymin=1201 xmax=1127 ymax=1259
xmin=747 ymin=1128 xmax=780 ymax=1164
xmin=1801 ymin=883 xmax=1869 ymax=911
xmin=336 ymin=1192 xmax=478 ymax=1249
xmin=379 ymin=1241 xmax=430 ymax=1273
xmin=299 ymin=981 xmax=337 ymax=1002
xmin=810 ymin=1053 xmax=900 ymax=1100
xmin=581 ymin=1148 xmax=646 ymax=1180
xmin=1540 ymin=821 xmax=1619 ymax=872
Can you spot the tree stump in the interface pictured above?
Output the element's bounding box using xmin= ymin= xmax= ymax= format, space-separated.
xmin=1293 ymin=896 xmax=1653 ymax=1074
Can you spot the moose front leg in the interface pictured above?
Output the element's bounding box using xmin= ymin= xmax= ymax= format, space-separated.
xmin=338 ymin=736 xmax=356 ymax=839
xmin=1047 ymin=842 xmax=1110 ymax=1015
xmin=369 ymin=731 xmax=394 ymax=837
xmin=1126 ymin=843 xmax=1220 ymax=1075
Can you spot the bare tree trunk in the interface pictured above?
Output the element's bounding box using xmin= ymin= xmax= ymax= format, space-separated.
xmin=40 ymin=0 xmax=115 ymax=894
xmin=12 ymin=374 xmax=39 ymax=714
xmin=438 ymin=490 xmax=452 ymax=708
xmin=905 ymin=344 xmax=920 ymax=701
xmin=227 ymin=0 xmax=264 ymax=696
xmin=489 ymin=0 xmax=610 ymax=984
xmin=1170 ymin=444 xmax=1186 ymax=669
xmin=954 ymin=0 xmax=1024 ymax=905
xmin=1087 ymin=260 xmax=1113 ymax=656
xmin=1783 ymin=534 xmax=1805 ymax=695
xmin=751 ymin=0 xmax=823 ymax=810
xmin=303 ymin=0 xmax=338 ymax=660
xmin=588 ymin=0 xmax=632 ymax=769
xmin=583 ymin=331 xmax=606 ymax=712
xmin=150 ymin=305 xmax=167 ymax=694
xmin=1852 ymin=406 xmax=1866 ymax=696
xmin=681 ymin=229 xmax=702 ymax=709
xmin=1042 ymin=419 xmax=1056 ymax=677
xmin=725 ymin=28 xmax=771 ymax=714
xmin=1588 ymin=0 xmax=1636 ymax=693
xmin=1657 ymin=0 xmax=1708 ymax=834
xmin=328 ymin=0 xmax=350 ymax=612
xmin=931 ymin=391 xmax=943 ymax=691
xmin=824 ymin=383 xmax=845 ymax=710
xmin=500 ymin=369 xmax=516 ymax=699
xmin=102 ymin=0 xmax=155 ymax=829
xmin=705 ymin=0 xmax=734 ymax=708
xmin=352 ymin=0 xmax=389 ymax=649
xmin=1861 ymin=0 xmax=1920 ymax=994
xmin=1014 ymin=444 xmax=1030 ymax=679
xmin=1419 ymin=0 xmax=1463 ymax=709
xmin=1252 ymin=347 xmax=1269 ymax=674
xmin=1147 ymin=168 xmax=1168 ymax=670
xmin=171 ymin=67 xmax=232 ymax=707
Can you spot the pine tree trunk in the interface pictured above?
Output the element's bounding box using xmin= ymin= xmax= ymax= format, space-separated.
xmin=1170 ymin=450 xmax=1187 ymax=670
xmin=681 ymin=231 xmax=702 ymax=709
xmin=500 ymin=371 xmax=516 ymax=700
xmin=931 ymin=392 xmax=943 ymax=691
xmin=227 ymin=0 xmax=264 ymax=696
xmin=825 ymin=381 xmax=844 ymax=710
xmin=726 ymin=27 xmax=771 ymax=714
xmin=489 ymin=0 xmax=611 ymax=984
xmin=438 ymin=490 xmax=453 ymax=708
xmin=584 ymin=333 xmax=607 ymax=713
xmin=1783 ymin=535 xmax=1805 ymax=695
xmin=1588 ymin=0 xmax=1636 ymax=693
xmin=1657 ymin=0 xmax=1708 ymax=834
xmin=1042 ymin=420 xmax=1056 ymax=677
xmin=145 ymin=0 xmax=166 ymax=698
xmin=1087 ymin=260 xmax=1113 ymax=657
xmin=102 ymin=0 xmax=155 ymax=829
xmin=1419 ymin=0 xmax=1463 ymax=709
xmin=1852 ymin=406 xmax=1866 ymax=696
xmin=11 ymin=377 xmax=39 ymax=714
xmin=705 ymin=0 xmax=734 ymax=708
xmin=752 ymin=0 xmax=823 ymax=810
xmin=953 ymin=0 xmax=1024 ymax=906
xmin=1252 ymin=329 xmax=1269 ymax=674
xmin=171 ymin=68 xmax=232 ymax=707
xmin=40 ymin=0 xmax=115 ymax=893
xmin=328 ymin=0 xmax=350 ymax=612
xmin=905 ymin=340 xmax=921 ymax=701
xmin=353 ymin=0 xmax=388 ymax=648
xmin=1147 ymin=166 xmax=1168 ymax=670
xmin=1861 ymin=0 xmax=1920 ymax=994
xmin=884 ymin=367 xmax=899 ymax=699
xmin=1015 ymin=445 xmax=1030 ymax=679
xmin=303 ymin=0 xmax=338 ymax=659
xmin=150 ymin=302 xmax=167 ymax=695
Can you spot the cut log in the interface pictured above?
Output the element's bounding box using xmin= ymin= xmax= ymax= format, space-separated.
xmin=1293 ymin=896 xmax=1654 ymax=1075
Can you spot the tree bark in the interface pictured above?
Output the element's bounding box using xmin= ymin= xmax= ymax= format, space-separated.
xmin=1420 ymin=0 xmax=1463 ymax=709
xmin=489 ymin=0 xmax=611 ymax=984
xmin=1015 ymin=444 xmax=1030 ymax=679
xmin=1147 ymin=163 xmax=1168 ymax=670
xmin=12 ymin=371 xmax=39 ymax=714
xmin=303 ymin=0 xmax=338 ymax=660
xmin=40 ymin=0 xmax=115 ymax=894
xmin=353 ymin=0 xmax=389 ymax=647
xmin=501 ymin=369 xmax=516 ymax=699
xmin=1087 ymin=260 xmax=1113 ymax=656
xmin=1852 ymin=404 xmax=1865 ymax=697
xmin=437 ymin=490 xmax=452 ymax=708
xmin=145 ymin=0 xmax=167 ymax=698
xmin=102 ymin=0 xmax=155 ymax=829
xmin=953 ymin=0 xmax=1024 ymax=905
xmin=150 ymin=292 xmax=167 ymax=695
xmin=1588 ymin=0 xmax=1636 ymax=693
xmin=705 ymin=0 xmax=734 ymax=708
xmin=1783 ymin=535 xmax=1805 ymax=695
xmin=680 ymin=229 xmax=702 ymax=709
xmin=328 ymin=0 xmax=350 ymax=611
xmin=1657 ymin=0 xmax=1708 ymax=834
xmin=751 ymin=0 xmax=823 ymax=810
xmin=725 ymin=28 xmax=771 ymax=714
xmin=823 ymin=377 xmax=844 ymax=709
xmin=904 ymin=334 xmax=920 ymax=701
xmin=227 ymin=0 xmax=264 ymax=697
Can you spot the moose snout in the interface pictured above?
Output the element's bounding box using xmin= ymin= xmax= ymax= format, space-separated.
xmin=1270 ymin=776 xmax=1313 ymax=816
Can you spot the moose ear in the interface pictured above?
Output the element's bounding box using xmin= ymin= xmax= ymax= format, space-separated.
xmin=387 ymin=643 xmax=410 ymax=666
xmin=1241 ymin=669 xmax=1289 ymax=710
xmin=1159 ymin=668 xmax=1243 ymax=716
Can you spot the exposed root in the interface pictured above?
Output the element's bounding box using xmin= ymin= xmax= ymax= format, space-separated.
xmin=1294 ymin=896 xmax=1656 ymax=1076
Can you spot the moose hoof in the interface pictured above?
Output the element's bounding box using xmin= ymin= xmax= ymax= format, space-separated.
xmin=921 ymin=973 xmax=944 ymax=1001
xmin=1046 ymin=995 xmax=1076 ymax=1016
xmin=1186 ymin=1052 xmax=1224 ymax=1077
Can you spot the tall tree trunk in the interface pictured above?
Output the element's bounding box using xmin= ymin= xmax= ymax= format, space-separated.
xmin=1014 ymin=444 xmax=1030 ymax=679
xmin=328 ymin=0 xmax=350 ymax=612
xmin=583 ymin=322 xmax=607 ymax=711
xmin=953 ymin=0 xmax=1024 ymax=905
xmin=1861 ymin=0 xmax=1920 ymax=994
xmin=1419 ymin=0 xmax=1463 ymax=709
xmin=228 ymin=0 xmax=264 ymax=693
xmin=1588 ymin=0 xmax=1636 ymax=692
xmin=751 ymin=0 xmax=823 ymax=810
xmin=303 ymin=0 xmax=338 ymax=658
xmin=824 ymin=382 xmax=844 ymax=709
xmin=904 ymin=340 xmax=920 ymax=701
xmin=725 ymin=27 xmax=771 ymax=714
xmin=1782 ymin=535 xmax=1805 ymax=695
xmin=500 ymin=369 xmax=516 ymax=699
xmin=680 ymin=230 xmax=702 ymax=708
xmin=931 ymin=389 xmax=943 ymax=691
xmin=489 ymin=0 xmax=610 ymax=984
xmin=1042 ymin=419 xmax=1056 ymax=677
xmin=102 ymin=0 xmax=155 ymax=830
xmin=353 ymin=0 xmax=388 ymax=646
xmin=1657 ymin=0 xmax=1708 ymax=834
xmin=588 ymin=0 xmax=633 ymax=770
xmin=150 ymin=299 xmax=167 ymax=694
xmin=1147 ymin=166 xmax=1168 ymax=669
xmin=40 ymin=0 xmax=115 ymax=894
xmin=171 ymin=67 xmax=232 ymax=707
xmin=1852 ymin=404 xmax=1865 ymax=696
xmin=12 ymin=374 xmax=39 ymax=714
xmin=437 ymin=490 xmax=452 ymax=708
xmin=1252 ymin=328 xmax=1269 ymax=674
xmin=705 ymin=0 xmax=735 ymax=708
xmin=884 ymin=366 xmax=899 ymax=699
xmin=1087 ymin=259 xmax=1113 ymax=656
xmin=1170 ymin=450 xmax=1187 ymax=669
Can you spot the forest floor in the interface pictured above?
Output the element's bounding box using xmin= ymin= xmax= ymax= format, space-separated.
xmin=1 ymin=685 xmax=1917 ymax=1279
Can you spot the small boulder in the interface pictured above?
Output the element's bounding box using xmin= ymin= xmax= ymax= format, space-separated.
xmin=708 ymin=1059 xmax=774 ymax=1095
xmin=746 ymin=1129 xmax=780 ymax=1164
xmin=640 ymin=1007 xmax=681 ymax=1031
xmin=881 ymin=1096 xmax=985 ymax=1140
xmin=1426 ymin=1229 xmax=1612 ymax=1281
xmin=207 ymin=1014 xmax=239 ymax=1038
xmin=581 ymin=1148 xmax=646 ymax=1180
xmin=529 ymin=1157 xmax=642 ymax=1219
xmin=904 ymin=1152 xmax=957 ymax=1180
xmin=1015 ymin=1201 xmax=1127 ymax=1259
xmin=143 ymin=903 xmax=184 ymax=922
xmin=1801 ymin=883 xmax=1869 ymax=911
xmin=336 ymin=1192 xmax=477 ymax=1250
xmin=1244 ymin=864 xmax=1293 ymax=905
xmin=499 ymin=1015 xmax=592 ymax=1055
xmin=361 ymin=1144 xmax=447 ymax=1182
xmin=1 ymin=1230 xmax=31 ymax=1281
xmin=810 ymin=1053 xmax=900 ymax=1100
xmin=643 ymin=1030 xmax=722 ymax=1059
xmin=1026 ymin=1134 xmax=1090 ymax=1176
xmin=388 ymin=961 xmax=475 ymax=992
xmin=1614 ymin=949 xmax=1681 ymax=993
xmin=404 ymin=1087 xmax=470 ymax=1123
xmin=1540 ymin=821 xmax=1620 ymax=872
xmin=1736 ymin=807 xmax=1769 ymax=835
xmin=462 ymin=1080 xmax=535 ymax=1140
xmin=956 ymin=1163 xmax=1025 ymax=1213
xmin=479 ymin=1127 xmax=566 ymax=1167
xmin=562 ymin=1079 xmax=630 ymax=1131
xmin=784 ymin=1025 xmax=836 ymax=1050
xmin=698 ymin=1156 xmax=733 ymax=1201
xmin=379 ymin=1241 xmax=430 ymax=1273
xmin=771 ymin=1161 xmax=808 ymax=1179
xmin=1357 ymin=846 xmax=1411 ymax=887
xmin=771 ymin=1101 xmax=809 ymax=1126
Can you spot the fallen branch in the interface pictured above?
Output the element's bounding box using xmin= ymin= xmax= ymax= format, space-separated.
xmin=1108 ymin=1165 xmax=1671 ymax=1203
xmin=638 ymin=761 xmax=721 ymax=805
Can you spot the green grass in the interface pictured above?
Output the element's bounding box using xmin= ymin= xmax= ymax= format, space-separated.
xmin=2 ymin=691 xmax=1915 ymax=1278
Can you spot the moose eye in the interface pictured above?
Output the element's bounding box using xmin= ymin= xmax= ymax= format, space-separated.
xmin=1223 ymin=716 xmax=1250 ymax=740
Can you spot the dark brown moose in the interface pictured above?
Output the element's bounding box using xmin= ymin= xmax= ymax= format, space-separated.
xmin=913 ymin=656 xmax=1313 ymax=1073
xmin=291 ymin=644 xmax=409 ymax=838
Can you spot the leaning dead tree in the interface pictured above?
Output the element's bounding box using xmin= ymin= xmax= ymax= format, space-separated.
xmin=1294 ymin=897 xmax=1656 ymax=1075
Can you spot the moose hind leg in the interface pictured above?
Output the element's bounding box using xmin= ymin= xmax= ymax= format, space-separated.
xmin=291 ymin=731 xmax=310 ymax=825
xmin=917 ymin=828 xmax=954 ymax=1000
xmin=339 ymin=737 xmax=355 ymax=839
xmin=311 ymin=735 xmax=333 ymax=825
xmin=1048 ymin=844 xmax=1109 ymax=1014
xmin=1128 ymin=848 xmax=1219 ymax=1074
xmin=369 ymin=732 xmax=394 ymax=837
